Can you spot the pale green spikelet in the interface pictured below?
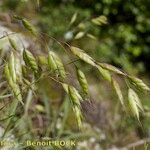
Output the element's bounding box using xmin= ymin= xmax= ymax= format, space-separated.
xmin=22 ymin=19 xmax=37 ymax=36
xmin=96 ymin=65 xmax=111 ymax=82
xmin=76 ymin=67 xmax=88 ymax=94
xmin=86 ymin=34 xmax=97 ymax=40
xmin=70 ymin=46 xmax=96 ymax=67
xmin=70 ymin=12 xmax=77 ymax=26
xmin=68 ymin=86 xmax=82 ymax=106
xmin=8 ymin=37 xmax=18 ymax=51
xmin=62 ymin=83 xmax=83 ymax=128
xmin=15 ymin=57 xmax=23 ymax=83
xmin=54 ymin=55 xmax=66 ymax=80
xmin=13 ymin=84 xmax=23 ymax=105
xmin=4 ymin=63 xmax=23 ymax=104
xmin=8 ymin=52 xmax=16 ymax=83
xmin=68 ymin=85 xmax=83 ymax=128
xmin=73 ymin=105 xmax=82 ymax=129
xmin=23 ymin=49 xmax=38 ymax=74
xmin=38 ymin=55 xmax=48 ymax=65
xmin=62 ymin=83 xmax=69 ymax=93
xmin=98 ymin=63 xmax=126 ymax=76
xmin=48 ymin=51 xmax=57 ymax=71
xmin=4 ymin=63 xmax=14 ymax=87
xmin=14 ymin=15 xmax=37 ymax=36
xmin=48 ymin=51 xmax=66 ymax=80
xmin=112 ymin=78 xmax=124 ymax=107
xmin=74 ymin=32 xmax=85 ymax=39
xmin=128 ymin=88 xmax=143 ymax=120
xmin=91 ymin=15 xmax=108 ymax=26
xmin=128 ymin=76 xmax=150 ymax=91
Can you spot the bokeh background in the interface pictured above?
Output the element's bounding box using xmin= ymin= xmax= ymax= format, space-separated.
xmin=0 ymin=0 xmax=150 ymax=149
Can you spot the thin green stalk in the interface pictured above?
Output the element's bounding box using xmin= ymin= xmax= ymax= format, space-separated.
xmin=57 ymin=96 xmax=70 ymax=137
xmin=2 ymin=97 xmax=19 ymax=138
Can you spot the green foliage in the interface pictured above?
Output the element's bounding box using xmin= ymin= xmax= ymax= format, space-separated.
xmin=39 ymin=0 xmax=150 ymax=74
xmin=1 ymin=0 xmax=149 ymax=73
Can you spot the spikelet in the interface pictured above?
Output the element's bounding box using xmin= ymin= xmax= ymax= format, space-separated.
xmin=48 ymin=51 xmax=66 ymax=80
xmin=62 ymin=83 xmax=69 ymax=93
xmin=86 ymin=34 xmax=97 ymax=40
xmin=62 ymin=83 xmax=83 ymax=101
xmin=70 ymin=46 xmax=96 ymax=66
xmin=112 ymin=78 xmax=124 ymax=107
xmin=128 ymin=76 xmax=150 ymax=91
xmin=22 ymin=65 xmax=29 ymax=78
xmin=62 ymin=83 xmax=83 ymax=128
xmin=8 ymin=37 xmax=17 ymax=51
xmin=4 ymin=63 xmax=23 ymax=104
xmin=96 ymin=65 xmax=111 ymax=82
xmin=8 ymin=52 xmax=16 ymax=83
xmin=4 ymin=63 xmax=14 ymax=87
xmin=14 ymin=15 xmax=37 ymax=36
xmin=98 ymin=63 xmax=126 ymax=76
xmin=48 ymin=51 xmax=57 ymax=71
xmin=91 ymin=15 xmax=108 ymax=26
xmin=38 ymin=55 xmax=48 ymax=65
xmin=15 ymin=57 xmax=23 ymax=83
xmin=54 ymin=54 xmax=66 ymax=80
xmin=13 ymin=15 xmax=23 ymax=20
xmin=76 ymin=67 xmax=88 ymax=94
xmin=74 ymin=32 xmax=85 ymax=39
xmin=23 ymin=49 xmax=38 ymax=74
xmin=13 ymin=84 xmax=23 ymax=104
xmin=73 ymin=105 xmax=82 ymax=129
xmin=68 ymin=85 xmax=83 ymax=104
xmin=128 ymin=88 xmax=143 ymax=120
xmin=35 ymin=104 xmax=45 ymax=113
xmin=22 ymin=19 xmax=37 ymax=36
xmin=68 ymin=86 xmax=83 ymax=128
xmin=70 ymin=12 xmax=77 ymax=26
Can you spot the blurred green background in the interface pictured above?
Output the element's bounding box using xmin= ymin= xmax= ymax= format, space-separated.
xmin=0 ymin=0 xmax=150 ymax=149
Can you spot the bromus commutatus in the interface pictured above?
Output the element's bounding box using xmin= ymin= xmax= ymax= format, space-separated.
xmin=1 ymin=16 xmax=150 ymax=132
